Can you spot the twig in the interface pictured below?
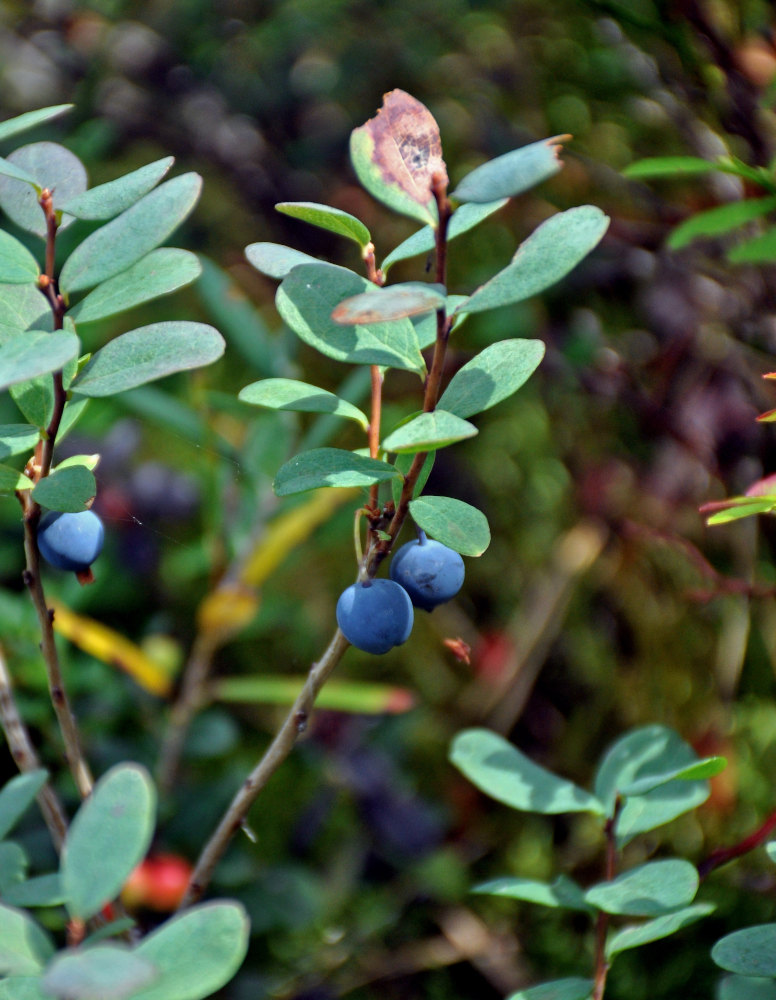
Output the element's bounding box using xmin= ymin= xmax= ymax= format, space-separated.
xmin=592 ymin=797 xmax=622 ymax=1000
xmin=180 ymin=627 xmax=351 ymax=907
xmin=698 ymin=807 xmax=776 ymax=878
xmin=0 ymin=645 xmax=69 ymax=851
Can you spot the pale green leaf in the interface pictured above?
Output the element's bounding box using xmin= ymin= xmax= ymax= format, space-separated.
xmin=69 ymin=249 xmax=202 ymax=324
xmin=713 ymin=925 xmax=776 ymax=977
xmin=244 ymin=242 xmax=321 ymax=280
xmin=238 ymin=378 xmax=368 ymax=428
xmin=43 ymin=947 xmax=156 ymax=1000
xmin=0 ymin=978 xmax=51 ymax=1000
xmin=606 ymin=903 xmax=715 ymax=958
xmin=2 ymin=874 xmax=64 ymax=908
xmin=32 ymin=465 xmax=96 ymax=513
xmin=619 ymin=756 xmax=727 ymax=796
xmin=0 ymin=424 xmax=40 ymax=459
xmin=71 ymin=321 xmax=225 ymax=397
xmin=274 ymin=448 xmax=398 ymax=496
xmin=59 ymin=173 xmax=202 ymax=293
xmin=275 ymin=201 xmax=370 ymax=248
xmin=474 ymin=874 xmax=592 ymax=912
xmin=382 ymin=199 xmax=508 ymax=272
xmin=0 ymin=105 xmax=73 ymax=144
xmin=0 ymin=232 xmax=39 ymax=284
xmin=438 ymin=339 xmax=545 ymax=418
xmin=10 ymin=377 xmax=54 ymax=429
xmin=0 ymin=284 xmax=49 ymax=330
xmin=382 ymin=410 xmax=477 ymax=453
xmin=0 ymin=143 xmax=87 ymax=237
xmin=507 ymin=979 xmax=593 ymax=1000
xmin=452 ymin=136 xmax=567 ymax=203
xmin=585 ymin=860 xmax=698 ymax=916
xmin=0 ymin=843 xmax=27 ymax=892
xmin=0 ymin=903 xmax=54 ymax=975
xmin=0 ymin=769 xmax=47 ymax=840
xmin=60 ymin=156 xmax=175 ymax=220
xmin=408 ymin=495 xmax=490 ymax=556
xmin=450 ymin=728 xmax=605 ymax=816
xmin=718 ymin=975 xmax=776 ymax=999
xmin=0 ymin=331 xmax=79 ymax=391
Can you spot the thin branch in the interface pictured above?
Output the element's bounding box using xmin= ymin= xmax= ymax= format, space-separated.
xmin=592 ymin=797 xmax=621 ymax=1000
xmin=699 ymin=807 xmax=776 ymax=879
xmin=180 ymin=627 xmax=351 ymax=908
xmin=0 ymin=645 xmax=69 ymax=852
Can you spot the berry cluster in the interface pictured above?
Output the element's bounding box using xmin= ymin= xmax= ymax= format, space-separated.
xmin=336 ymin=532 xmax=465 ymax=654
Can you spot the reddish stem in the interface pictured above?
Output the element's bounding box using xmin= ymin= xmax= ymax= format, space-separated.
xmin=698 ymin=807 xmax=776 ymax=878
xmin=592 ymin=797 xmax=622 ymax=1000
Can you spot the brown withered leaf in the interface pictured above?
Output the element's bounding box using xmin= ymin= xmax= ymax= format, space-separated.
xmin=359 ymin=90 xmax=448 ymax=209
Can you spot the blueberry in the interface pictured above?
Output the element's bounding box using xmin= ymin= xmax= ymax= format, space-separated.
xmin=336 ymin=578 xmax=413 ymax=654
xmin=389 ymin=532 xmax=464 ymax=611
xmin=37 ymin=510 xmax=105 ymax=573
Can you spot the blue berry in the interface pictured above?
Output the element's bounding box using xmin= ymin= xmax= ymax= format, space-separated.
xmin=336 ymin=578 xmax=413 ymax=654
xmin=390 ymin=533 xmax=464 ymax=611
xmin=37 ymin=510 xmax=105 ymax=573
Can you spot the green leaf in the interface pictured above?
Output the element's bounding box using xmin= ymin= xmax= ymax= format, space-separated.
xmin=0 ymin=770 xmax=47 ymax=840
xmin=458 ymin=206 xmax=609 ymax=315
xmin=2 ymin=874 xmax=64 ymax=908
xmin=60 ymin=157 xmax=175 ymax=221
xmin=0 ymin=843 xmax=27 ymax=892
xmin=59 ymin=173 xmax=202 ymax=294
xmin=0 ymin=977 xmax=52 ymax=1000
xmin=129 ymin=901 xmax=249 ymax=1000
xmin=453 ymin=136 xmax=567 ymax=203
xmin=62 ymin=763 xmax=156 ymax=921
xmin=238 ymin=378 xmax=368 ymax=428
xmin=729 ymin=227 xmax=776 ymax=264
xmin=277 ymin=263 xmax=425 ymax=375
xmin=0 ymin=903 xmax=54 ymax=975
xmin=332 ymin=282 xmax=446 ymax=324
xmin=0 ymin=232 xmax=39 ymax=285
xmin=382 ymin=199 xmax=508 ymax=273
xmin=275 ymin=201 xmax=371 ymax=248
xmin=438 ymin=339 xmax=545 ymax=418
xmin=0 ymin=158 xmax=39 ymax=188
xmin=10 ymin=378 xmax=54 ymax=429
xmin=0 ymin=105 xmax=73 ymax=144
xmin=32 ymin=465 xmax=96 ymax=513
xmin=449 ymin=728 xmax=605 ymax=816
xmin=71 ymin=321 xmax=224 ymax=397
xmin=391 ymin=451 xmax=435 ymax=505
xmin=382 ymin=410 xmax=477 ymax=453
xmin=507 ymin=979 xmax=593 ymax=1000
xmin=244 ymin=242 xmax=321 ymax=280
xmin=0 ymin=464 xmax=33 ymax=493
xmin=0 ymin=331 xmax=79 ymax=391
xmin=54 ymin=453 xmax=100 ymax=472
xmin=213 ymin=676 xmax=414 ymax=714
xmin=622 ymin=156 xmax=720 ymax=179
xmin=594 ymin=725 xmax=711 ymax=843
xmin=619 ymin=756 xmax=727 ymax=796
xmin=706 ymin=499 xmax=776 ymax=524
xmin=606 ymin=903 xmax=715 ymax=958
xmin=767 ymin=841 xmax=776 ymax=865
xmin=0 ymin=425 xmax=39 ymax=459
xmin=69 ymin=249 xmax=202 ymax=324
xmin=585 ymin=860 xmax=698 ymax=917
xmin=718 ymin=975 xmax=776 ymax=999
xmin=667 ymin=197 xmax=776 ymax=250
xmin=713 ymin=925 xmax=776 ymax=977
xmin=274 ymin=448 xmax=398 ymax=496
xmin=0 ymin=284 xmax=49 ymax=330
xmin=474 ymin=874 xmax=592 ymax=913
xmin=43 ymin=947 xmax=156 ymax=1000
xmin=0 ymin=143 xmax=87 ymax=238
xmin=349 ymin=89 xmax=443 ymax=226
xmin=408 ymin=495 xmax=490 ymax=556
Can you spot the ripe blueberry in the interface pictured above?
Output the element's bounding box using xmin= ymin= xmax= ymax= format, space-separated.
xmin=37 ymin=509 xmax=105 ymax=573
xmin=390 ymin=532 xmax=465 ymax=611
xmin=336 ymin=578 xmax=413 ymax=654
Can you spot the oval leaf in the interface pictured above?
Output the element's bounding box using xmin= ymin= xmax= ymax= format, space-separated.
xmin=277 ymin=263 xmax=425 ymax=375
xmin=274 ymin=448 xmax=398 ymax=497
xmin=382 ymin=199 xmax=508 ymax=273
xmin=60 ymin=157 xmax=175 ymax=221
xmin=239 ymin=378 xmax=368 ymax=428
xmin=0 ymin=424 xmax=39 ymax=459
xmin=0 ymin=463 xmax=33 ymax=493
xmin=130 ymin=901 xmax=249 ymax=1000
xmin=718 ymin=975 xmax=776 ymax=1000
xmin=382 ymin=410 xmax=477 ymax=453
xmin=275 ymin=202 xmax=370 ymax=248
xmin=350 ymin=90 xmax=445 ymax=226
xmin=10 ymin=377 xmax=54 ymax=429
xmin=71 ymin=322 xmax=225 ymax=397
xmin=32 ymin=465 xmax=96 ymax=513
xmin=507 ymin=979 xmax=594 ymax=1000
xmin=0 ymin=232 xmax=39 ymax=285
xmin=0 ymin=332 xmax=79 ymax=391
xmin=459 ymin=206 xmax=609 ymax=315
xmin=0 ymin=143 xmax=87 ymax=238
xmin=713 ymin=925 xmax=776 ymax=977
xmin=585 ymin=860 xmax=698 ymax=917
xmin=59 ymin=173 xmax=202 ymax=294
xmin=408 ymin=495 xmax=490 ymax=556
xmin=452 ymin=135 xmax=568 ymax=203
xmin=69 ymin=249 xmax=202 ymax=324
xmin=332 ymin=282 xmax=446 ymax=324
xmin=2 ymin=874 xmax=64 ymax=908
xmin=622 ymin=156 xmax=720 ymax=179
xmin=606 ymin=903 xmax=715 ymax=959
xmin=0 ymin=769 xmax=48 ymax=841
xmin=668 ymin=196 xmax=776 ymax=251
xmin=450 ymin=728 xmax=605 ymax=816
xmin=438 ymin=339 xmax=545 ymax=418
xmin=0 ymin=105 xmax=73 ymax=144
xmin=0 ymin=284 xmax=50 ymax=331
xmin=244 ymin=242 xmax=321 ymax=280
xmin=62 ymin=763 xmax=156 ymax=921
xmin=0 ymin=843 xmax=27 ymax=892
xmin=728 ymin=226 xmax=776 ymax=264
xmin=0 ymin=903 xmax=54 ymax=975
xmin=474 ymin=874 xmax=591 ymax=913
xmin=42 ymin=946 xmax=156 ymax=1000
xmin=0 ymin=978 xmax=53 ymax=1000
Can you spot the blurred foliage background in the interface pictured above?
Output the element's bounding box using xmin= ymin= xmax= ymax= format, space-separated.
xmin=2 ymin=0 xmax=776 ymax=997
